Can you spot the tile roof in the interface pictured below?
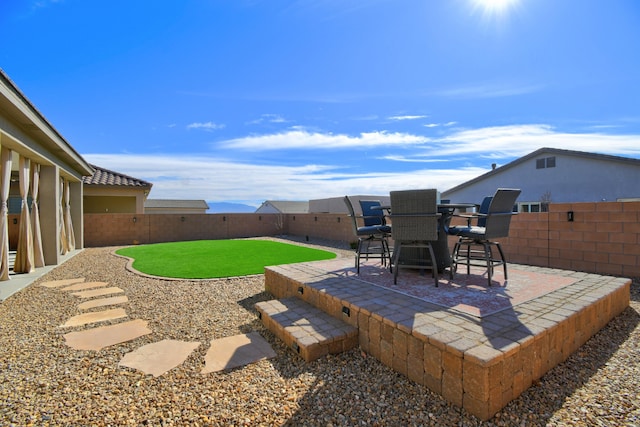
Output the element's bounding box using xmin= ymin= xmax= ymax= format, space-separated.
xmin=82 ymin=164 xmax=153 ymax=188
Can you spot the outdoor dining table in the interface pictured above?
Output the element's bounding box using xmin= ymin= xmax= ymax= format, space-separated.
xmin=377 ymin=203 xmax=476 ymax=272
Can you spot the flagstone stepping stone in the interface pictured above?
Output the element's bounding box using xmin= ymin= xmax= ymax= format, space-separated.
xmin=61 ymin=308 xmax=128 ymax=328
xmin=78 ymin=295 xmax=129 ymax=310
xmin=60 ymin=281 xmax=110 ymax=292
xmin=40 ymin=278 xmax=85 ymax=288
xmin=63 ymin=319 xmax=152 ymax=351
xmin=202 ymin=332 xmax=276 ymax=374
xmin=119 ymin=339 xmax=201 ymax=377
xmin=71 ymin=287 xmax=125 ymax=299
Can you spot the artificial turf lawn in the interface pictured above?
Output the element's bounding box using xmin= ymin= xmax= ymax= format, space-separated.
xmin=116 ymin=239 xmax=337 ymax=279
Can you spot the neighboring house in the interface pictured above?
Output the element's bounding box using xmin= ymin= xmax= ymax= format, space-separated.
xmin=83 ymin=164 xmax=152 ymax=214
xmin=144 ymin=199 xmax=209 ymax=214
xmin=309 ymin=195 xmax=391 ymax=213
xmin=255 ymin=200 xmax=309 ymax=214
xmin=0 ymin=68 xmax=93 ymax=281
xmin=441 ymin=147 xmax=640 ymax=212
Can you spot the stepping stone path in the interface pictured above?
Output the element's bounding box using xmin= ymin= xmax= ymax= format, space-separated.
xmin=40 ymin=277 xmax=276 ymax=377
xmin=202 ymin=332 xmax=276 ymax=374
xmin=119 ymin=339 xmax=201 ymax=377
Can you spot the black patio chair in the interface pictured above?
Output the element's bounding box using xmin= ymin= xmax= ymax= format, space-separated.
xmin=448 ymin=188 xmax=521 ymax=286
xmin=344 ymin=196 xmax=392 ymax=274
xmin=389 ymin=189 xmax=441 ymax=286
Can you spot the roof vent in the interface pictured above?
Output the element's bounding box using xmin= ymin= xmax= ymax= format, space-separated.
xmin=491 ymin=163 xmax=497 ymax=170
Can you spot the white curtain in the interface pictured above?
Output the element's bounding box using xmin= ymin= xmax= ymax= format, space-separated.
xmin=0 ymin=147 xmax=13 ymax=280
xmin=60 ymin=179 xmax=68 ymax=255
xmin=64 ymin=179 xmax=75 ymax=251
xmin=13 ymin=156 xmax=34 ymax=273
xmin=31 ymin=162 xmax=45 ymax=268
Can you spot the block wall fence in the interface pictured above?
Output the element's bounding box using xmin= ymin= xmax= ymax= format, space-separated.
xmin=83 ymin=201 xmax=640 ymax=278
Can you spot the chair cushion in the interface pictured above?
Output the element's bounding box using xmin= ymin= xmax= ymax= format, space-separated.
xmin=447 ymin=225 xmax=485 ymax=239
xmin=357 ymin=225 xmax=391 ymax=236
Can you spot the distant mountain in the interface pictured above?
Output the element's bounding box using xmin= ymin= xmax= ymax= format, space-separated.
xmin=207 ymin=202 xmax=257 ymax=213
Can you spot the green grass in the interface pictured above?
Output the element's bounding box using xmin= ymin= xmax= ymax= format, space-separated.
xmin=115 ymin=239 xmax=336 ymax=279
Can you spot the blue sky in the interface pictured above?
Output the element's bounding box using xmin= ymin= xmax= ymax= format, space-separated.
xmin=2 ymin=0 xmax=640 ymax=210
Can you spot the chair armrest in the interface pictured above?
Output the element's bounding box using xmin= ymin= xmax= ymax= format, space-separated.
xmin=389 ymin=213 xmax=442 ymax=218
xmin=453 ymin=212 xmax=485 ymax=226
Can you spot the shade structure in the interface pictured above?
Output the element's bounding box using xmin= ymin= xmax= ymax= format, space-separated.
xmin=0 ymin=147 xmax=12 ymax=280
xmin=30 ymin=162 xmax=45 ymax=268
xmin=13 ymin=156 xmax=34 ymax=273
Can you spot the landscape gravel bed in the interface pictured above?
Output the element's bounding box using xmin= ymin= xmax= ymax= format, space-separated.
xmin=0 ymin=238 xmax=639 ymax=426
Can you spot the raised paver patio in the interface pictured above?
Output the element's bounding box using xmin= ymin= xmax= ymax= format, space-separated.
xmin=262 ymin=260 xmax=631 ymax=421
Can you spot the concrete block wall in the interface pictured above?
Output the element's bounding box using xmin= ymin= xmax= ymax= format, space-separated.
xmin=84 ymin=213 xmax=284 ymax=246
xmin=503 ymin=202 xmax=640 ymax=278
xmin=84 ymin=201 xmax=640 ymax=278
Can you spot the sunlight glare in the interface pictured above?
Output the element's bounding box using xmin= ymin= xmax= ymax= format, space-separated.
xmin=471 ymin=0 xmax=519 ymax=18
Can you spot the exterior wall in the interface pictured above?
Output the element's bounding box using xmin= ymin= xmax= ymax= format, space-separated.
xmin=84 ymin=186 xmax=146 ymax=214
xmin=84 ymin=196 xmax=137 ymax=213
xmin=84 ymin=201 xmax=640 ymax=278
xmin=443 ymin=153 xmax=640 ymax=205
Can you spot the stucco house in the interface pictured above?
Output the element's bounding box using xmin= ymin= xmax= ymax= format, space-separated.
xmin=0 ymin=68 xmax=93 ymax=283
xmin=83 ymin=164 xmax=152 ymax=214
xmin=256 ymin=200 xmax=309 ymax=214
xmin=144 ymin=199 xmax=209 ymax=214
xmin=442 ymin=147 xmax=640 ymax=212
xmin=309 ymin=195 xmax=391 ymax=214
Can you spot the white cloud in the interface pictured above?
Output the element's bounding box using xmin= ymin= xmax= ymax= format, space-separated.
xmin=247 ymin=114 xmax=288 ymax=125
xmin=220 ymin=130 xmax=428 ymax=150
xmin=432 ymin=124 xmax=640 ymax=158
xmin=186 ymin=121 xmax=225 ymax=131
xmin=388 ymin=115 xmax=428 ymax=121
xmin=83 ymin=124 xmax=640 ymax=207
xmin=437 ymin=82 xmax=544 ymax=99
xmin=82 ymin=153 xmax=480 ymax=205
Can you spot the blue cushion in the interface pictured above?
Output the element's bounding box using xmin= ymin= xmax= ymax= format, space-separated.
xmin=357 ymin=225 xmax=391 ymax=236
xmin=447 ymin=225 xmax=485 ymax=239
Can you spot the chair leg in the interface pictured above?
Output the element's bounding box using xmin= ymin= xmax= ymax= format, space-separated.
xmin=383 ymin=238 xmax=392 ymax=272
xmin=393 ymin=244 xmax=402 ymax=285
xmin=427 ymin=243 xmax=438 ymax=287
xmin=496 ymin=242 xmax=508 ymax=279
xmin=451 ymin=239 xmax=461 ymax=275
xmin=356 ymin=238 xmax=364 ymax=274
xmin=483 ymin=242 xmax=492 ymax=286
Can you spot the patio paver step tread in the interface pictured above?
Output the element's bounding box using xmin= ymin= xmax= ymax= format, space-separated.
xmin=256 ymin=297 xmax=358 ymax=362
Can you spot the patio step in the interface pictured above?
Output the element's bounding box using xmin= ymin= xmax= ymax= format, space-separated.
xmin=255 ymin=297 xmax=358 ymax=362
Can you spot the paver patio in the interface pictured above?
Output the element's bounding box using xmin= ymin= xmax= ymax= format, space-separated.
xmin=261 ymin=259 xmax=631 ymax=420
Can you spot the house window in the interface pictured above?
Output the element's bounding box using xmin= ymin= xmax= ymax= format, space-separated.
xmin=536 ymin=156 xmax=556 ymax=169
xmin=546 ymin=156 xmax=556 ymax=168
xmin=517 ymin=202 xmax=548 ymax=213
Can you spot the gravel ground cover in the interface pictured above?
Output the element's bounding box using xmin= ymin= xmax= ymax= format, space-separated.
xmin=1 ymin=238 xmax=639 ymax=426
